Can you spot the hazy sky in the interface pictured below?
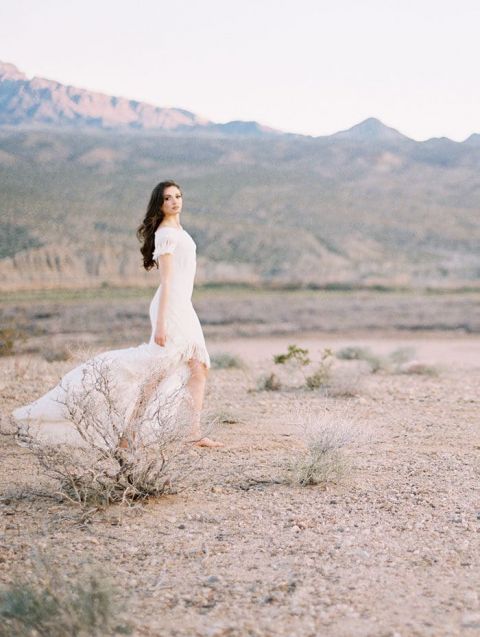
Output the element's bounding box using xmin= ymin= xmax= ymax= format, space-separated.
xmin=0 ymin=0 xmax=478 ymax=140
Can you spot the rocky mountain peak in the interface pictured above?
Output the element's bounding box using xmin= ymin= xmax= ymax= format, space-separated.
xmin=0 ymin=61 xmax=27 ymax=81
xmin=333 ymin=117 xmax=409 ymax=142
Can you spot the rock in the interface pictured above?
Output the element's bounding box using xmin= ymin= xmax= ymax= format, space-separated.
xmin=205 ymin=575 xmax=221 ymax=587
xmin=462 ymin=612 xmax=480 ymax=628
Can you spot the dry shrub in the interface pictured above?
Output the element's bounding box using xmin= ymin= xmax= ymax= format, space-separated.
xmin=41 ymin=346 xmax=73 ymax=362
xmin=336 ymin=346 xmax=422 ymax=374
xmin=305 ymin=353 xmax=334 ymax=389
xmin=263 ymin=345 xmax=335 ymax=391
xmin=271 ymin=344 xmax=312 ymax=389
xmin=10 ymin=356 xmax=208 ymax=507
xmin=397 ymin=360 xmax=439 ymax=376
xmin=0 ymin=551 xmax=130 ymax=637
xmin=12 ymin=357 xmax=33 ymax=380
xmin=259 ymin=372 xmax=282 ymax=391
xmin=335 ymin=345 xmax=385 ymax=373
xmin=0 ymin=325 xmax=27 ymax=357
xmin=287 ymin=402 xmax=366 ymax=486
xmin=389 ymin=346 xmax=416 ymax=365
xmin=210 ymin=352 xmax=246 ymax=369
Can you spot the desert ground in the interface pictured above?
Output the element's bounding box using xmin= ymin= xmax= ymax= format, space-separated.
xmin=0 ymin=289 xmax=479 ymax=636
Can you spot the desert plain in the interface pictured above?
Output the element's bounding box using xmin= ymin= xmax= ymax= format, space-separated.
xmin=0 ymin=287 xmax=479 ymax=637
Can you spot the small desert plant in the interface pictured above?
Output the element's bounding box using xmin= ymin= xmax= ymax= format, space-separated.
xmin=305 ymin=368 xmax=329 ymax=390
xmin=257 ymin=344 xmax=311 ymax=391
xmin=0 ymin=552 xmax=130 ymax=637
xmin=259 ymin=345 xmax=337 ymax=392
xmin=42 ymin=346 xmax=73 ymax=362
xmin=210 ymin=352 xmax=245 ymax=369
xmin=287 ymin=403 xmax=361 ymax=486
xmin=0 ymin=325 xmax=27 ymax=357
xmin=305 ymin=349 xmax=334 ymax=389
xmin=396 ymin=361 xmax=439 ymax=376
xmin=335 ymin=345 xmax=384 ymax=373
xmin=274 ymin=344 xmax=311 ymax=366
xmin=388 ymin=346 xmax=416 ymax=365
xmin=258 ymin=372 xmax=282 ymax=391
xmin=9 ymin=355 xmax=207 ymax=507
xmin=335 ymin=346 xmax=371 ymax=361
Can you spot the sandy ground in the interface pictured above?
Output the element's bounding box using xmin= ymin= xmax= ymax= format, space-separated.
xmin=1 ymin=332 xmax=479 ymax=636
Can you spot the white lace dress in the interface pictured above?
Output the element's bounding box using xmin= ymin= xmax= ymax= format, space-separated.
xmin=11 ymin=226 xmax=210 ymax=445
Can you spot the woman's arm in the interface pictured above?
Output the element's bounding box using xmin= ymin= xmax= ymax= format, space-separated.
xmin=155 ymin=253 xmax=174 ymax=346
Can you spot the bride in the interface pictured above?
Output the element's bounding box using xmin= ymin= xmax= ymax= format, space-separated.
xmin=11 ymin=180 xmax=223 ymax=448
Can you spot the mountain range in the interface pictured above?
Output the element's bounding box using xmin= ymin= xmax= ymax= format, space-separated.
xmin=2 ymin=61 xmax=479 ymax=143
xmin=0 ymin=61 xmax=279 ymax=137
xmin=0 ymin=60 xmax=479 ymax=291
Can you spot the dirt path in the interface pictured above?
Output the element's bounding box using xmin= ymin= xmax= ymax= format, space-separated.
xmin=1 ymin=334 xmax=479 ymax=636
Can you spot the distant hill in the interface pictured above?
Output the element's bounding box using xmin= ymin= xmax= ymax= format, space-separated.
xmin=0 ymin=61 xmax=479 ymax=291
xmin=0 ymin=61 xmax=279 ymax=136
xmin=332 ymin=117 xmax=409 ymax=142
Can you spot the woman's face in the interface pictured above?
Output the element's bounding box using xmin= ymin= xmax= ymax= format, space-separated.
xmin=161 ymin=186 xmax=183 ymax=217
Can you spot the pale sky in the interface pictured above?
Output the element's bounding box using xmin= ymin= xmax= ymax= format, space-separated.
xmin=0 ymin=0 xmax=478 ymax=141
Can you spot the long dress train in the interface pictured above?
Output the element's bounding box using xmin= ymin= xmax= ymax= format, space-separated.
xmin=10 ymin=226 xmax=210 ymax=447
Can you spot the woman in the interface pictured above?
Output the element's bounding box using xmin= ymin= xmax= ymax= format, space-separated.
xmin=11 ymin=180 xmax=223 ymax=448
xmin=137 ymin=180 xmax=223 ymax=447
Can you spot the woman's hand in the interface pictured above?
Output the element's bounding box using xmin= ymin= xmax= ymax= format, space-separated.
xmin=154 ymin=322 xmax=167 ymax=347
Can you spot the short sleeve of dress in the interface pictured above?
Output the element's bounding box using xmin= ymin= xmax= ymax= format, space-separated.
xmin=153 ymin=228 xmax=179 ymax=261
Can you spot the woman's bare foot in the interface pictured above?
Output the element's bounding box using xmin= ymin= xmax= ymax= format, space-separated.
xmin=189 ymin=436 xmax=224 ymax=448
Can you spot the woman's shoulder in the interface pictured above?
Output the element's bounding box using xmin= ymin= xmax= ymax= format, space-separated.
xmin=155 ymin=225 xmax=182 ymax=236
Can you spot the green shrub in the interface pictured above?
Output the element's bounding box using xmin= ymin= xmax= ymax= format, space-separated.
xmin=273 ymin=344 xmax=311 ymax=366
xmin=305 ymin=349 xmax=334 ymax=389
xmin=305 ymin=367 xmax=330 ymax=389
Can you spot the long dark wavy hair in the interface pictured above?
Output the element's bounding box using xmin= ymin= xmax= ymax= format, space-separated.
xmin=136 ymin=180 xmax=182 ymax=270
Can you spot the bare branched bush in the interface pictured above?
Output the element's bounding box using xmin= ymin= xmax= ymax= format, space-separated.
xmin=0 ymin=551 xmax=130 ymax=637
xmin=287 ymin=402 xmax=367 ymax=486
xmin=9 ymin=355 xmax=207 ymax=507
